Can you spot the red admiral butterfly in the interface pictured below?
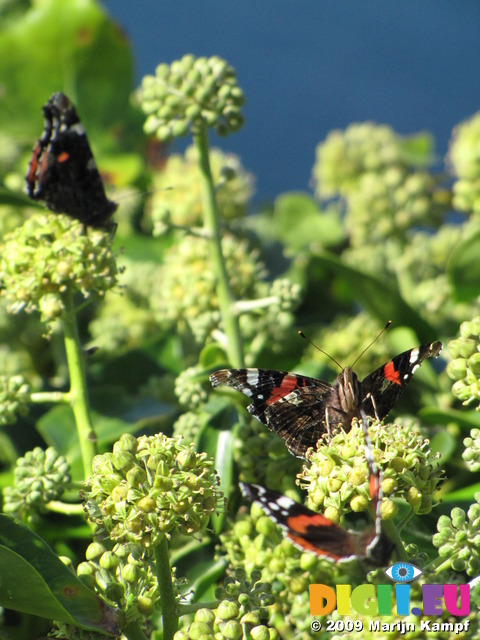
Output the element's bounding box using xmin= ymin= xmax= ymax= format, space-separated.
xmin=25 ymin=92 xmax=117 ymax=228
xmin=240 ymin=415 xmax=394 ymax=565
xmin=210 ymin=340 xmax=442 ymax=458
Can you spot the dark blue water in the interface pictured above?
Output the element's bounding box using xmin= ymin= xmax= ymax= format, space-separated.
xmin=103 ymin=1 xmax=480 ymax=202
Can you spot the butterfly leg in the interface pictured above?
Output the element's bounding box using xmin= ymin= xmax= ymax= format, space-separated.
xmin=324 ymin=408 xmax=332 ymax=438
xmin=365 ymin=391 xmax=381 ymax=420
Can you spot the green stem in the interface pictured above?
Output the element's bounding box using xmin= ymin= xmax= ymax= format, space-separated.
xmin=30 ymin=391 xmax=70 ymax=404
xmin=194 ymin=128 xmax=244 ymax=368
xmin=122 ymin=621 xmax=149 ymax=640
xmin=178 ymin=600 xmax=219 ymax=616
xmin=382 ymin=519 xmax=409 ymax=561
xmin=154 ymin=536 xmax=179 ymax=640
xmin=46 ymin=500 xmax=85 ymax=516
xmin=61 ymin=291 xmax=97 ymax=478
xmin=423 ymin=555 xmax=458 ymax=576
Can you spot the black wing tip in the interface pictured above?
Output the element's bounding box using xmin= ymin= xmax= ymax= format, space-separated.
xmin=210 ymin=369 xmax=229 ymax=387
xmin=430 ymin=341 xmax=443 ymax=356
xmin=239 ymin=482 xmax=258 ymax=500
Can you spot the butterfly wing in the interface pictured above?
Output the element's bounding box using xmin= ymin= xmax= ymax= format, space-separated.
xmin=26 ymin=92 xmax=117 ymax=228
xmin=210 ymin=368 xmax=334 ymax=457
xmin=360 ymin=341 xmax=442 ymax=420
xmin=240 ymin=482 xmax=359 ymax=561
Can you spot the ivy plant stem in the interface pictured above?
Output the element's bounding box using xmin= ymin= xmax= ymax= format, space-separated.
xmin=382 ymin=519 xmax=408 ymax=561
xmin=155 ymin=536 xmax=179 ymax=640
xmin=123 ymin=622 xmax=149 ymax=640
xmin=194 ymin=128 xmax=244 ymax=368
xmin=61 ymin=291 xmax=97 ymax=478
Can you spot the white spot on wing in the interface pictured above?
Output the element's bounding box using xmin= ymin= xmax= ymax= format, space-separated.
xmin=409 ymin=348 xmax=420 ymax=364
xmin=246 ymin=370 xmax=260 ymax=386
xmin=277 ymin=495 xmax=295 ymax=510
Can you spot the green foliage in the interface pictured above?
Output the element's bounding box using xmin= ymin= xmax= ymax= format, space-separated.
xmin=0 ymin=2 xmax=479 ymax=638
xmin=0 ymin=514 xmax=121 ymax=634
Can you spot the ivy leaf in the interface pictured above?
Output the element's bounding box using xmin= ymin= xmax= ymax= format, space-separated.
xmin=0 ymin=0 xmax=141 ymax=149
xmin=312 ymin=251 xmax=436 ymax=343
xmin=447 ymin=226 xmax=480 ymax=302
xmin=271 ymin=192 xmax=345 ymax=251
xmin=0 ymin=515 xmax=121 ymax=634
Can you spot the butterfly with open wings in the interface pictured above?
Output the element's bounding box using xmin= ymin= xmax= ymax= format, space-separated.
xmin=210 ymin=341 xmax=442 ymax=458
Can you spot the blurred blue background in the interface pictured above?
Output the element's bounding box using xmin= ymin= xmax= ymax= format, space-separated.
xmin=103 ymin=1 xmax=480 ymax=202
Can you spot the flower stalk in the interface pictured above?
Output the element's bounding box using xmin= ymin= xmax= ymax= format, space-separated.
xmin=154 ymin=536 xmax=179 ymax=640
xmin=194 ymin=127 xmax=244 ymax=368
xmin=61 ymin=291 xmax=97 ymax=478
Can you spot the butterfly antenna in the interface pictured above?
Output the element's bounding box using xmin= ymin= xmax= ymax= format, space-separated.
xmin=298 ymin=330 xmax=343 ymax=371
xmin=350 ymin=320 xmax=392 ymax=369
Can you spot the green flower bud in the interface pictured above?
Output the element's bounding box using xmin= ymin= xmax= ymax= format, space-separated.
xmin=99 ymin=551 xmax=119 ymax=570
xmin=216 ymin=600 xmax=240 ymax=621
xmin=188 ymin=621 xmax=214 ymax=639
xmin=136 ymin=595 xmax=154 ymax=616
xmin=250 ymin=626 xmax=270 ymax=640
xmin=350 ymin=495 xmax=369 ymax=512
xmin=195 ymin=608 xmax=216 ymax=624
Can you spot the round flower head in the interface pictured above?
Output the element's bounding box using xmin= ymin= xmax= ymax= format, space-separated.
xmin=448 ymin=317 xmax=480 ymax=409
xmin=312 ymin=123 xmax=446 ymax=246
xmin=433 ymin=494 xmax=480 ymax=576
xmin=84 ymin=433 xmax=221 ymax=547
xmin=3 ymin=446 xmax=71 ymax=522
xmin=147 ymin=145 xmax=254 ymax=233
xmin=0 ymin=214 xmax=118 ymax=329
xmin=150 ymin=232 xmax=266 ymax=342
xmin=141 ymin=54 xmax=245 ymax=141
xmin=463 ymin=428 xmax=480 ymax=472
xmin=300 ymin=419 xmax=443 ymax=517
xmin=0 ymin=374 xmax=30 ymax=425
xmin=448 ymin=111 xmax=480 ymax=216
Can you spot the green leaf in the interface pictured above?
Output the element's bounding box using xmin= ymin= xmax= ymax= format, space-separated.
xmin=0 ymin=0 xmax=140 ymax=148
xmin=441 ymin=484 xmax=480 ymax=503
xmin=429 ymin=429 xmax=457 ymax=463
xmin=312 ymin=251 xmax=437 ymax=342
xmin=398 ymin=132 xmax=434 ymax=166
xmin=199 ymin=343 xmax=228 ymax=369
xmin=447 ymin=227 xmax=480 ymax=302
xmin=419 ymin=406 xmax=480 ymax=431
xmin=199 ymin=425 xmax=235 ymax=535
xmin=0 ymin=515 xmax=120 ymax=633
xmin=272 ymin=192 xmax=345 ymax=250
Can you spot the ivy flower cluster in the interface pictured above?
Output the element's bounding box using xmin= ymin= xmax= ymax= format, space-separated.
xmin=0 ymin=214 xmax=118 ymax=327
xmin=433 ymin=494 xmax=480 ymax=576
xmin=76 ymin=540 xmax=158 ymax=629
xmin=0 ymin=374 xmax=30 ymax=425
xmin=141 ymin=54 xmax=245 ymax=141
xmin=463 ymin=428 xmax=480 ymax=472
xmin=175 ymin=569 xmax=277 ymax=640
xmin=447 ymin=317 xmax=480 ymax=408
xmin=312 ymin=123 xmax=446 ymax=247
xmin=448 ymin=111 xmax=480 ymax=217
xmin=3 ymin=446 xmax=71 ymax=522
xmin=83 ymin=433 xmax=221 ymax=546
xmin=147 ymin=145 xmax=254 ymax=233
xmin=300 ymin=420 xmax=443 ymax=518
xmin=150 ymin=231 xmax=300 ymax=349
